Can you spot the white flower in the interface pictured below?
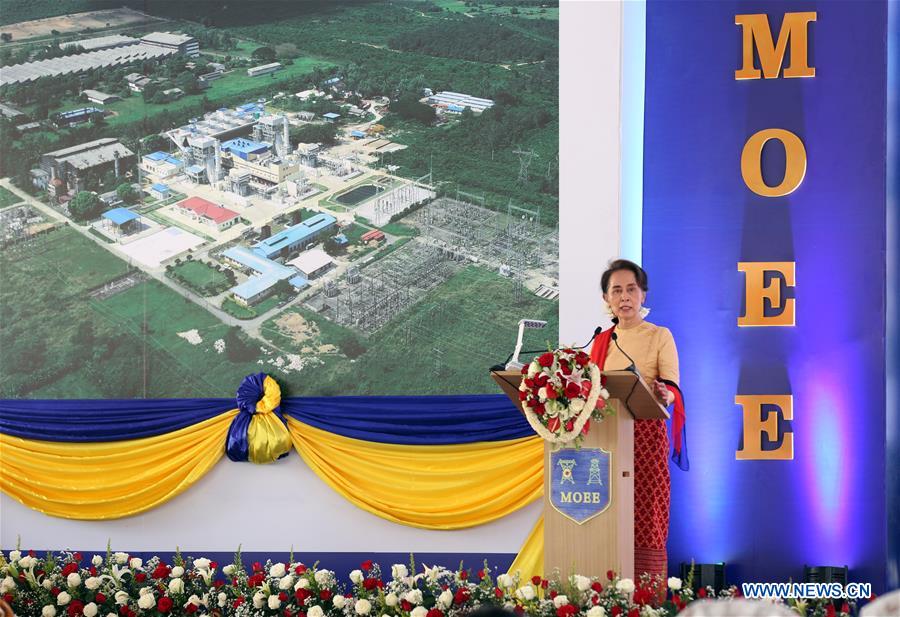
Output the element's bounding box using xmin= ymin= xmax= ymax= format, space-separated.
xmin=355 ymin=598 xmax=372 ymax=615
xmin=538 ymin=387 xmax=548 ymax=401
xmin=384 ymin=592 xmax=399 ymax=607
xmin=187 ymin=594 xmax=201 ymax=606
xmin=438 ymin=589 xmax=453 ymax=608
xmin=222 ymin=564 xmax=235 ymax=576
xmin=170 ymin=566 xmax=184 ymax=578
xmin=17 ymin=556 xmax=36 ymax=570
xmin=252 ymin=591 xmax=265 ymax=609
xmin=106 ymin=614 xmax=117 ymax=617
xmin=574 ymin=575 xmax=591 ymax=592
xmin=218 ymin=592 xmax=227 ymax=607
xmin=390 ymin=564 xmax=408 ymax=580
xmin=403 ymin=589 xmax=423 ymax=605
xmin=270 ymin=563 xmax=286 ymax=578
xmin=115 ymin=591 xmax=130 ymax=605
xmin=600 ymin=387 xmax=610 ymax=400
xmin=570 ymin=399 xmax=586 ymax=413
xmin=411 ymin=608 xmax=427 ymax=617
xmin=113 ymin=552 xmax=128 ymax=565
xmin=56 ymin=591 xmax=72 ymax=606
xmin=349 ymin=569 xmax=364 ymax=584
xmin=42 ymin=606 xmax=57 ymax=617
xmin=308 ymin=607 xmax=324 ymax=617
xmin=278 ymin=575 xmax=293 ymax=590
xmin=268 ymin=594 xmax=282 ymax=610
xmin=129 ymin=558 xmax=142 ymax=569
xmin=314 ymin=569 xmax=332 ymax=586
xmin=66 ymin=573 xmax=82 ymax=588
xmin=667 ymin=577 xmax=682 ymax=591
xmin=587 ymin=607 xmax=607 ymax=617
xmin=194 ymin=558 xmax=211 ymax=570
xmin=8 ymin=551 xmax=21 ymax=563
xmin=137 ymin=594 xmax=155 ymax=610
xmin=516 ymin=586 xmax=535 ymax=601
xmin=616 ymin=578 xmax=636 ymax=594
xmin=294 ymin=578 xmax=310 ymax=590
xmin=91 ymin=555 xmax=103 ymax=567
xmin=333 ymin=594 xmax=346 ymax=609
xmin=527 ymin=361 xmax=539 ymax=377
xmin=85 ymin=577 xmax=100 ymax=590
xmin=83 ymin=602 xmax=98 ymax=617
xmin=553 ymin=595 xmax=569 ymax=608
xmin=0 ymin=577 xmax=15 ymax=593
xmin=168 ymin=578 xmax=184 ymax=594
xmin=43 ymin=579 xmax=53 ymax=590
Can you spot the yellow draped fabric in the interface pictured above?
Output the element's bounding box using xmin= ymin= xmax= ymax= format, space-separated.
xmin=0 ymin=411 xmax=236 ymax=519
xmin=286 ymin=417 xmax=544 ymax=529
xmin=247 ymin=376 xmax=292 ymax=464
xmin=507 ymin=515 xmax=544 ymax=580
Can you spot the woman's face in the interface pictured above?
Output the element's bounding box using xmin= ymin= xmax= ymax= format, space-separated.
xmin=603 ymin=269 xmax=646 ymax=321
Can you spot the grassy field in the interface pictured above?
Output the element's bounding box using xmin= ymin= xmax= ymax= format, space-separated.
xmin=168 ymin=260 xmax=231 ymax=296
xmin=0 ymin=185 xmax=22 ymax=209
xmin=432 ymin=0 xmax=559 ymax=20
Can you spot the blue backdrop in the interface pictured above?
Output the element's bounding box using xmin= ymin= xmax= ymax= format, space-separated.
xmin=643 ymin=0 xmax=888 ymax=592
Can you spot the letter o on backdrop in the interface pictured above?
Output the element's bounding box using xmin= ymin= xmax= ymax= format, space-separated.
xmin=741 ymin=128 xmax=807 ymax=197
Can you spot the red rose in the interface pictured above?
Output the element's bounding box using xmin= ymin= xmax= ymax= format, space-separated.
xmin=89 ymin=566 xmax=97 ymax=577
xmin=841 ymin=602 xmax=850 ymax=614
xmin=600 ymin=374 xmax=608 ymax=386
xmin=363 ymin=578 xmax=380 ymax=590
xmin=157 ymin=597 xmax=173 ymax=613
xmin=494 ymin=588 xmax=503 ymax=598
xmin=361 ymin=560 xmax=373 ymax=571
xmin=560 ymin=361 xmax=573 ymax=376
xmin=611 ymin=607 xmax=622 ymax=617
xmin=454 ymin=588 xmax=470 ymax=604
xmin=459 ymin=569 xmax=468 ymax=580
xmin=67 ymin=600 xmax=85 ymax=617
xmin=401 ymin=600 xmax=413 ymax=612
xmin=135 ymin=572 xmax=147 ymax=583
xmin=233 ymin=598 xmax=245 ymax=608
xmin=523 ymin=378 xmax=534 ymax=388
xmin=546 ymin=417 xmax=561 ymax=432
xmin=546 ymin=387 xmax=558 ymax=400
xmin=319 ymin=589 xmax=332 ymax=601
xmin=627 ymin=609 xmax=639 ymax=617
xmin=95 ymin=593 xmax=107 ymax=604
xmin=73 ymin=552 xmax=83 ymax=562
xmin=62 ymin=563 xmax=78 ymax=576
xmin=152 ymin=563 xmax=171 ymax=579
xmin=531 ymin=576 xmax=542 ymax=586
xmin=591 ymin=596 xmax=599 ymax=605
xmin=2 ymin=595 xmax=12 ymax=605
xmin=518 ymin=390 xmax=529 ymax=401
xmin=581 ymin=420 xmax=591 ymax=435
xmin=51 ymin=587 xmax=61 ymax=596
xmin=825 ymin=605 xmax=836 ymax=617
xmin=592 ymin=582 xmax=603 ymax=593
xmin=607 ymin=570 xmax=615 ymax=581
xmin=633 ymin=587 xmax=651 ymax=606
xmin=549 ymin=591 xmax=557 ymax=599
xmin=252 ymin=562 xmax=263 ymax=572
xmin=564 ymin=419 xmax=574 ymax=432
xmin=520 ymin=365 xmax=529 ymax=375
xmin=538 ymin=353 xmax=554 ymax=367
xmin=28 ymin=550 xmax=35 ymax=557
xmin=214 ymin=581 xmax=225 ymax=589
xmin=698 ymin=588 xmax=707 ymax=598
xmin=294 ymin=588 xmax=311 ymax=602
xmin=119 ymin=607 xmax=130 ymax=617
xmin=514 ymin=607 xmax=525 ymax=616
xmin=541 ymin=580 xmax=548 ymax=589
xmin=284 ymin=610 xmax=293 ymax=617
xmin=565 ymin=381 xmax=581 ymax=399
xmin=427 ymin=610 xmax=444 ymax=617
xmin=279 ymin=592 xmax=288 ymax=602
xmin=186 ymin=605 xmax=198 ymax=615
xmin=295 ymin=565 xmax=307 ymax=574
xmin=576 ymin=351 xmax=590 ymax=366
xmin=209 ymin=561 xmax=218 ymax=570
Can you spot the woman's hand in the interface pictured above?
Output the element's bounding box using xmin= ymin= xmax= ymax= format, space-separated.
xmin=653 ymin=379 xmax=675 ymax=406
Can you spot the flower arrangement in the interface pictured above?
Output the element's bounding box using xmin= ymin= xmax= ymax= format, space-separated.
xmin=2 ymin=546 xmax=854 ymax=617
xmin=518 ymin=349 xmax=613 ymax=446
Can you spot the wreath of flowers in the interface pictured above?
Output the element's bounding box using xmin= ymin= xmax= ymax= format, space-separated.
xmin=518 ymin=348 xmax=614 ymax=446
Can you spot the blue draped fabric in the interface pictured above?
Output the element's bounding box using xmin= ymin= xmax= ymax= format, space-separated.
xmin=0 ymin=394 xmax=531 ymax=445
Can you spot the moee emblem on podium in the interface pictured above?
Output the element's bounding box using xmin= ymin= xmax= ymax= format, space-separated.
xmin=549 ymin=448 xmax=611 ymax=524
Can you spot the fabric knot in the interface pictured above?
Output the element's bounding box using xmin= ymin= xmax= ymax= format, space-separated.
xmin=226 ymin=373 xmax=290 ymax=464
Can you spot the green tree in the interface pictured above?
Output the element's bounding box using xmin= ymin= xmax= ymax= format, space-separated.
xmin=175 ymin=71 xmax=199 ymax=95
xmin=116 ymin=183 xmax=140 ymax=205
xmin=68 ymin=191 xmax=103 ymax=221
xmin=323 ymin=237 xmax=345 ymax=257
xmin=272 ymin=279 xmax=294 ymax=299
xmin=392 ymin=95 xmax=436 ymax=124
xmin=251 ymin=46 xmax=277 ymax=63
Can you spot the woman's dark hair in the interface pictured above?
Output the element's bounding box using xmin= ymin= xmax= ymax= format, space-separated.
xmin=600 ymin=259 xmax=649 ymax=294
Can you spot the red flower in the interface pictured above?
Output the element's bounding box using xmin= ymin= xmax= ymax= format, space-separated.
xmin=535 ymin=374 xmax=549 ymax=388
xmin=841 ymin=602 xmax=850 ymax=614
xmin=152 ymin=563 xmax=171 ymax=579
xmin=427 ymin=610 xmax=444 ymax=617
xmin=233 ymin=598 xmax=245 ymax=609
xmin=538 ymin=353 xmax=554 ymax=367
xmin=2 ymin=595 xmax=12 ymax=605
xmin=627 ymin=609 xmax=639 ymax=617
xmin=363 ymin=578 xmax=380 ymax=590
xmin=825 ymin=605 xmax=836 ymax=617
xmin=401 ymin=600 xmax=413 ymax=612
xmin=252 ymin=561 xmax=263 ymax=572
xmin=633 ymin=587 xmax=651 ymax=606
xmin=564 ymin=419 xmax=574 ymax=432
xmin=581 ymin=420 xmax=591 ymax=435
xmin=157 ymin=597 xmax=173 ymax=613
xmin=546 ymin=417 xmax=561 ymax=432
xmin=520 ymin=365 xmax=529 ymax=375
xmin=28 ymin=550 xmax=35 ymax=557
xmin=494 ymin=588 xmax=504 ymax=598
xmin=477 ymin=569 xmax=485 ymax=580
xmin=186 ymin=605 xmax=198 ymax=615
xmin=294 ymin=588 xmax=311 ymax=602
xmin=611 ymin=607 xmax=622 ymax=617
xmin=135 ymin=573 xmax=147 ymax=583
xmin=560 ymin=361 xmax=573 ymax=376
xmin=95 ymin=593 xmax=107 ymax=604
xmin=531 ymin=576 xmax=542 ymax=586
xmin=118 ymin=607 xmax=130 ymax=617
xmin=549 ymin=591 xmax=557 ymax=599
xmin=209 ymin=561 xmax=218 ymax=570
xmin=518 ymin=390 xmax=529 ymax=401
xmin=89 ymin=566 xmax=97 ymax=577
xmin=514 ymin=607 xmax=525 ymax=616
xmin=581 ymin=381 xmax=592 ymax=397
xmin=459 ymin=569 xmax=468 ymax=581
xmin=361 ymin=560 xmax=373 ymax=571
xmin=523 ymin=378 xmax=534 ymax=388
xmin=454 ymin=588 xmax=470 ymax=605
xmin=698 ymin=588 xmax=707 ymax=598
xmin=541 ymin=579 xmax=549 ymax=589
xmin=607 ymin=570 xmax=615 ymax=581
xmin=51 ymin=587 xmax=61 ymax=596
xmin=295 ymin=565 xmax=307 ymax=574
xmin=546 ymin=388 xmax=558 ymax=400
xmin=67 ymin=601 xmax=85 ymax=617
xmin=591 ymin=582 xmax=603 ymax=593
xmin=279 ymin=592 xmax=288 ymax=602
xmin=591 ymin=596 xmax=599 ymax=605
xmin=565 ymin=381 xmax=581 ymax=399
xmin=214 ymin=581 xmax=225 ymax=589
xmin=319 ymin=590 xmax=332 ymax=601
xmin=284 ymin=610 xmax=293 ymax=617
xmin=576 ymin=351 xmax=590 ymax=366
xmin=62 ymin=563 xmax=79 ymax=576
xmin=73 ymin=552 xmax=83 ymax=562
xmin=533 ymin=402 xmax=546 ymax=416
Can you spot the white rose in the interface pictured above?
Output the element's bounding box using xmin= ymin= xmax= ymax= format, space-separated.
xmin=349 ymin=569 xmax=364 ymax=584
xmin=17 ymin=556 xmax=35 ymax=570
xmin=139 ymin=587 xmax=153 ymax=597
xmin=390 ymin=564 xmax=408 ymax=580
xmin=137 ymin=594 xmax=154 ymax=610
xmin=183 ymin=594 xmax=199 ymax=606
xmin=83 ymin=602 xmax=98 ymax=617
xmin=355 ymin=598 xmax=372 ymax=615
xmin=404 ymin=589 xmax=423 ymax=605
xmin=8 ymin=551 xmax=21 ymax=563
xmin=553 ymin=595 xmax=569 ymax=608
xmin=587 ymin=607 xmax=607 ymax=617
xmin=56 ymin=592 xmax=72 ymax=606
xmin=384 ymin=592 xmax=399 ymax=607
xmin=268 ymin=594 xmax=282 ymax=610
xmin=170 ymin=566 xmax=184 ymax=578
xmin=574 ymin=575 xmax=591 ymax=592
xmin=168 ymin=578 xmax=184 ymax=594
xmin=497 ymin=573 xmax=514 ymax=588
xmin=218 ymin=592 xmax=227 ymax=607
xmin=438 ymin=589 xmax=453 ymax=608
xmin=42 ymin=606 xmax=57 ymax=617
xmin=294 ymin=578 xmax=310 ymax=590
xmin=667 ymin=577 xmax=682 ymax=591
xmin=193 ymin=558 xmax=211 ymax=570
xmin=270 ymin=563 xmax=286 ymax=578
xmin=616 ymin=578 xmax=635 ymax=594
xmin=569 ymin=399 xmax=585 ymax=413
xmin=113 ymin=553 xmax=128 ymax=565
xmin=278 ymin=575 xmax=293 ymax=590
xmin=67 ymin=573 xmax=82 ymax=588
xmin=129 ymin=558 xmax=142 ymax=570
xmin=0 ymin=577 xmax=15 ymax=592
xmin=515 ymin=586 xmax=535 ymax=601
xmin=527 ymin=362 xmax=539 ymax=377
xmin=600 ymin=387 xmax=610 ymax=400
xmin=333 ymin=594 xmax=346 ymax=609
xmin=115 ymin=591 xmax=130 ymax=605
xmin=314 ymin=569 xmax=332 ymax=586
xmin=308 ymin=607 xmax=324 ymax=617
xmin=222 ymin=564 xmax=235 ymax=576
xmin=43 ymin=580 xmax=53 ymax=590
xmin=252 ymin=591 xmax=265 ymax=609
xmin=538 ymin=387 xmax=548 ymax=401
xmin=85 ymin=577 xmax=100 ymax=590
xmin=411 ymin=607 xmax=427 ymax=617
xmin=91 ymin=555 xmax=103 ymax=567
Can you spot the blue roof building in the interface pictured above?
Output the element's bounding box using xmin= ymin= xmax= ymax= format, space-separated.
xmin=333 ymin=233 xmax=348 ymax=245
xmin=350 ymin=129 xmax=365 ymax=138
xmin=322 ymin=112 xmax=340 ymax=122
xmin=253 ymin=213 xmax=337 ymax=260
xmin=223 ymin=246 xmax=299 ymax=305
xmin=102 ymin=208 xmax=139 ymax=226
xmin=221 ymin=138 xmax=270 ymax=160
xmin=145 ymin=151 xmax=183 ymax=166
xmin=150 ymin=182 xmax=169 ymax=192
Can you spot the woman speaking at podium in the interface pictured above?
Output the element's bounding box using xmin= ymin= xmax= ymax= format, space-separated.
xmin=589 ymin=259 xmax=688 ymax=584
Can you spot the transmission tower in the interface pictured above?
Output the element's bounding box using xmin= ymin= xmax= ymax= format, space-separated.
xmin=513 ymin=148 xmax=536 ymax=184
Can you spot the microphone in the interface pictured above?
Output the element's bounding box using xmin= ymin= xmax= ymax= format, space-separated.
xmin=611 ymin=331 xmax=641 ymax=378
xmin=490 ymin=326 xmax=604 ymax=372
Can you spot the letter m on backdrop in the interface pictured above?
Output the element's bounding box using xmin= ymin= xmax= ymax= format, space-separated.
xmin=735 ymin=12 xmax=817 ymax=79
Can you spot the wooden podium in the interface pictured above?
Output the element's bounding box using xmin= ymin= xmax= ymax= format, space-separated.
xmin=492 ymin=369 xmax=669 ymax=580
